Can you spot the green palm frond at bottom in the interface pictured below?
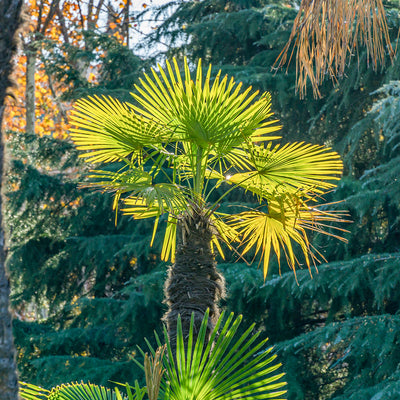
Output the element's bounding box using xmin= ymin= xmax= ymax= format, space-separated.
xmin=19 ymin=381 xmax=145 ymax=400
xmin=132 ymin=310 xmax=287 ymax=400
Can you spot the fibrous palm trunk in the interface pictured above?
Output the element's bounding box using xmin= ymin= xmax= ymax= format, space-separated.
xmin=163 ymin=206 xmax=225 ymax=349
xmin=0 ymin=0 xmax=24 ymax=398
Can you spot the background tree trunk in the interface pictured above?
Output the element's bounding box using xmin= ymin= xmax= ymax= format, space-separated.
xmin=163 ymin=207 xmax=226 ymax=350
xmin=25 ymin=44 xmax=36 ymax=134
xmin=0 ymin=0 xmax=24 ymax=398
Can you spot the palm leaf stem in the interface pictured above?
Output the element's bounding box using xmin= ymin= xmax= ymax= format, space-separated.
xmin=194 ymin=146 xmax=204 ymax=196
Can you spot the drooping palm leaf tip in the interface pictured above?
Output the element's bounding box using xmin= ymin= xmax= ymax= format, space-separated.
xmin=69 ymin=57 xmax=347 ymax=280
xmin=274 ymin=0 xmax=396 ymax=98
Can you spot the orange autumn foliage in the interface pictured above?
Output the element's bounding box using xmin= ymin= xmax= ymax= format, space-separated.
xmin=5 ymin=52 xmax=71 ymax=138
xmin=3 ymin=0 xmax=132 ymax=139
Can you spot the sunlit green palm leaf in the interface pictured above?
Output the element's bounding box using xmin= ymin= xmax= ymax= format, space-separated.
xmin=19 ymin=382 xmax=50 ymax=400
xmin=134 ymin=310 xmax=287 ymax=400
xmin=19 ymin=381 xmax=143 ymax=400
xmin=70 ymin=95 xmax=166 ymax=164
xmin=84 ymin=169 xmax=153 ymax=193
xmin=120 ymin=197 xmax=162 ymax=219
xmin=227 ymin=142 xmax=343 ymax=198
xmin=228 ymin=197 xmax=348 ymax=278
xmin=122 ymin=192 xmax=184 ymax=263
xmin=209 ymin=213 xmax=239 ymax=259
xmin=129 ymin=58 xmax=281 ymax=156
xmin=161 ymin=214 xmax=178 ymax=262
xmin=121 ymin=181 xmax=188 ymax=217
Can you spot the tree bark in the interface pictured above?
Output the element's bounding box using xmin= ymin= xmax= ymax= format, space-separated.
xmin=0 ymin=107 xmax=19 ymax=400
xmin=163 ymin=207 xmax=226 ymax=350
xmin=0 ymin=0 xmax=24 ymax=398
xmin=25 ymin=43 xmax=36 ymax=134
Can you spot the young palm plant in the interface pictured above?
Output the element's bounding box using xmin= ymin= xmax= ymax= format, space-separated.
xmin=134 ymin=310 xmax=287 ymax=400
xmin=69 ymin=58 xmax=346 ymax=344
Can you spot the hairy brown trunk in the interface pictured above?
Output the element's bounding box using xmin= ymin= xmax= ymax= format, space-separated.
xmin=163 ymin=207 xmax=225 ymax=350
xmin=0 ymin=0 xmax=24 ymax=398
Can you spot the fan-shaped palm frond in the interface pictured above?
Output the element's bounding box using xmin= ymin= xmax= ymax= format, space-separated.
xmin=129 ymin=59 xmax=282 ymax=155
xmin=19 ymin=382 xmax=50 ymax=400
xmin=228 ymin=197 xmax=349 ymax=278
xmin=85 ymin=169 xmax=153 ymax=193
xmin=70 ymin=95 xmax=167 ymax=164
xmin=19 ymin=381 xmax=145 ymax=400
xmin=225 ymin=142 xmax=343 ymax=198
xmin=131 ymin=310 xmax=287 ymax=400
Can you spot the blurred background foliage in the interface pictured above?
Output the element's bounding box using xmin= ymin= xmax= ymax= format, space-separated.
xmin=3 ymin=0 xmax=400 ymax=398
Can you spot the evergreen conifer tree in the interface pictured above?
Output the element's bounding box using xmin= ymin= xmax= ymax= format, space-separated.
xmin=5 ymin=36 xmax=162 ymax=388
xmin=6 ymin=130 xmax=165 ymax=388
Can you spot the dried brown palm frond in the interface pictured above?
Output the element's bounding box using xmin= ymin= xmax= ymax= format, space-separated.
xmin=275 ymin=0 xmax=396 ymax=98
xmin=144 ymin=346 xmax=166 ymax=400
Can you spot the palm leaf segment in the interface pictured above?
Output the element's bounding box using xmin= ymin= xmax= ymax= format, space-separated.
xmin=70 ymin=57 xmax=345 ymax=277
xmin=19 ymin=381 xmax=145 ymax=400
xmin=133 ymin=310 xmax=287 ymax=400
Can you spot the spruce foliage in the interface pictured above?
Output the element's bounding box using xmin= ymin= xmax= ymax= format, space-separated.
xmin=5 ymin=34 xmax=163 ymax=388
xmin=5 ymin=131 xmax=165 ymax=387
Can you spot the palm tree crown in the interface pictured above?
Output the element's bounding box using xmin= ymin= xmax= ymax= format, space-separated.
xmin=70 ymin=57 xmax=345 ymax=278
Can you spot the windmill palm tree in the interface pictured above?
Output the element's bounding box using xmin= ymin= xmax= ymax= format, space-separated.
xmin=70 ymin=58 xmax=346 ymax=344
